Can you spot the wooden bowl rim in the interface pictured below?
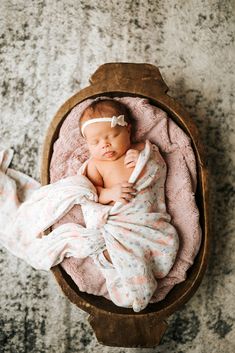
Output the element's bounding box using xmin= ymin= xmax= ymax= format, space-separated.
xmin=40 ymin=64 xmax=210 ymax=319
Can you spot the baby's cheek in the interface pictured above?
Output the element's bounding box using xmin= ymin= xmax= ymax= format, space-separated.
xmin=89 ymin=147 xmax=99 ymax=157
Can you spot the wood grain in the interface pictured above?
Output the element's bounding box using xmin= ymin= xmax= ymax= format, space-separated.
xmin=40 ymin=63 xmax=210 ymax=348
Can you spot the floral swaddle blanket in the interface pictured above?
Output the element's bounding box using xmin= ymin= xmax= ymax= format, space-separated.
xmin=0 ymin=139 xmax=179 ymax=312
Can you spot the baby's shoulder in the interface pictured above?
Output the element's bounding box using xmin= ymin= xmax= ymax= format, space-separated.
xmin=86 ymin=158 xmax=100 ymax=173
xmin=86 ymin=158 xmax=104 ymax=187
xmin=86 ymin=157 xmax=95 ymax=168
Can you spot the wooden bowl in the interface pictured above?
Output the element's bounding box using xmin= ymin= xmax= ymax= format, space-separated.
xmin=40 ymin=63 xmax=210 ymax=347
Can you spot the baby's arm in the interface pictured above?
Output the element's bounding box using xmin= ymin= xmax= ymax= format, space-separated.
xmin=97 ymin=186 xmax=116 ymax=205
xmin=86 ymin=161 xmax=113 ymax=204
xmin=86 ymin=161 xmax=113 ymax=263
xmin=86 ymin=161 xmax=136 ymax=205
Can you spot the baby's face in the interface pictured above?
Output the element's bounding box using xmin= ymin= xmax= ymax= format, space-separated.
xmin=84 ymin=121 xmax=132 ymax=161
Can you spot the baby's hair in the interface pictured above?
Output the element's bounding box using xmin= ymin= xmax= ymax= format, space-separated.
xmin=80 ymin=99 xmax=134 ymax=131
xmin=79 ymin=99 xmax=136 ymax=142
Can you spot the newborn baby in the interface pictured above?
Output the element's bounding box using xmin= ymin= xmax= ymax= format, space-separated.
xmin=77 ymin=99 xmax=179 ymax=310
xmin=80 ymin=99 xmax=145 ymax=264
xmin=80 ymin=99 xmax=145 ymax=206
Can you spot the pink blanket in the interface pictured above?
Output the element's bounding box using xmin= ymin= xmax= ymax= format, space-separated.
xmin=50 ymin=96 xmax=202 ymax=302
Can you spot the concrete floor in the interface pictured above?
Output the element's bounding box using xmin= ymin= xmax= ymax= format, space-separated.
xmin=0 ymin=0 xmax=234 ymax=352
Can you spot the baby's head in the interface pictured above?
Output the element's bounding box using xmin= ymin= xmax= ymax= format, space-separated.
xmin=80 ymin=99 xmax=133 ymax=161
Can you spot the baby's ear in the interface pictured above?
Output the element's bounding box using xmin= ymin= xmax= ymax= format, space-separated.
xmin=127 ymin=123 xmax=132 ymax=133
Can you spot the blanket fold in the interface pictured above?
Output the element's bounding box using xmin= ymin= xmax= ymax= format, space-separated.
xmin=0 ymin=140 xmax=179 ymax=312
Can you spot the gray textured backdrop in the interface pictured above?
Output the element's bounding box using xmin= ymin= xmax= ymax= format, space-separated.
xmin=0 ymin=1 xmax=234 ymax=352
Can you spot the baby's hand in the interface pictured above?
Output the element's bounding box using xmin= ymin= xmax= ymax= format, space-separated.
xmin=110 ymin=182 xmax=137 ymax=204
xmin=124 ymin=149 xmax=140 ymax=168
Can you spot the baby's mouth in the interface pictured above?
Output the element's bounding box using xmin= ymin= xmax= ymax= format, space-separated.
xmin=104 ymin=151 xmax=115 ymax=157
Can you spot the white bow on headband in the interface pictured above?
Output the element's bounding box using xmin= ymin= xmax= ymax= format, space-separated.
xmin=110 ymin=115 xmax=127 ymax=128
xmin=81 ymin=115 xmax=128 ymax=137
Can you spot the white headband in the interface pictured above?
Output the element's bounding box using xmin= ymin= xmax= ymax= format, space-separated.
xmin=81 ymin=115 xmax=128 ymax=137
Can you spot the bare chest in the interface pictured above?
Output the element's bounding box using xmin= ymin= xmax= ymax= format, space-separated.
xmin=97 ymin=156 xmax=135 ymax=188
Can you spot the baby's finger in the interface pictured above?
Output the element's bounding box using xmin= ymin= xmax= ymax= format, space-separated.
xmin=121 ymin=182 xmax=135 ymax=187
xmin=125 ymin=150 xmax=138 ymax=158
xmin=126 ymin=150 xmax=138 ymax=156
xmin=125 ymin=162 xmax=136 ymax=168
xmin=121 ymin=186 xmax=136 ymax=193
xmin=126 ymin=149 xmax=138 ymax=155
xmin=121 ymin=193 xmax=133 ymax=200
xmin=118 ymin=197 xmax=129 ymax=204
xmin=124 ymin=157 xmax=135 ymax=165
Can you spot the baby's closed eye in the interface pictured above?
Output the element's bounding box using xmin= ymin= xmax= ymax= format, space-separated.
xmin=90 ymin=141 xmax=98 ymax=145
xmin=112 ymin=132 xmax=119 ymax=137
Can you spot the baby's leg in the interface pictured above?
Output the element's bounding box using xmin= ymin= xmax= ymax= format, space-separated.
xmin=91 ymin=251 xmax=157 ymax=312
xmin=104 ymin=268 xmax=158 ymax=312
xmin=91 ymin=252 xmax=134 ymax=308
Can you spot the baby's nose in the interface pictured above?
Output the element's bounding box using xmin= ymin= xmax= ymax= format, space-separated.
xmin=102 ymin=141 xmax=111 ymax=148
